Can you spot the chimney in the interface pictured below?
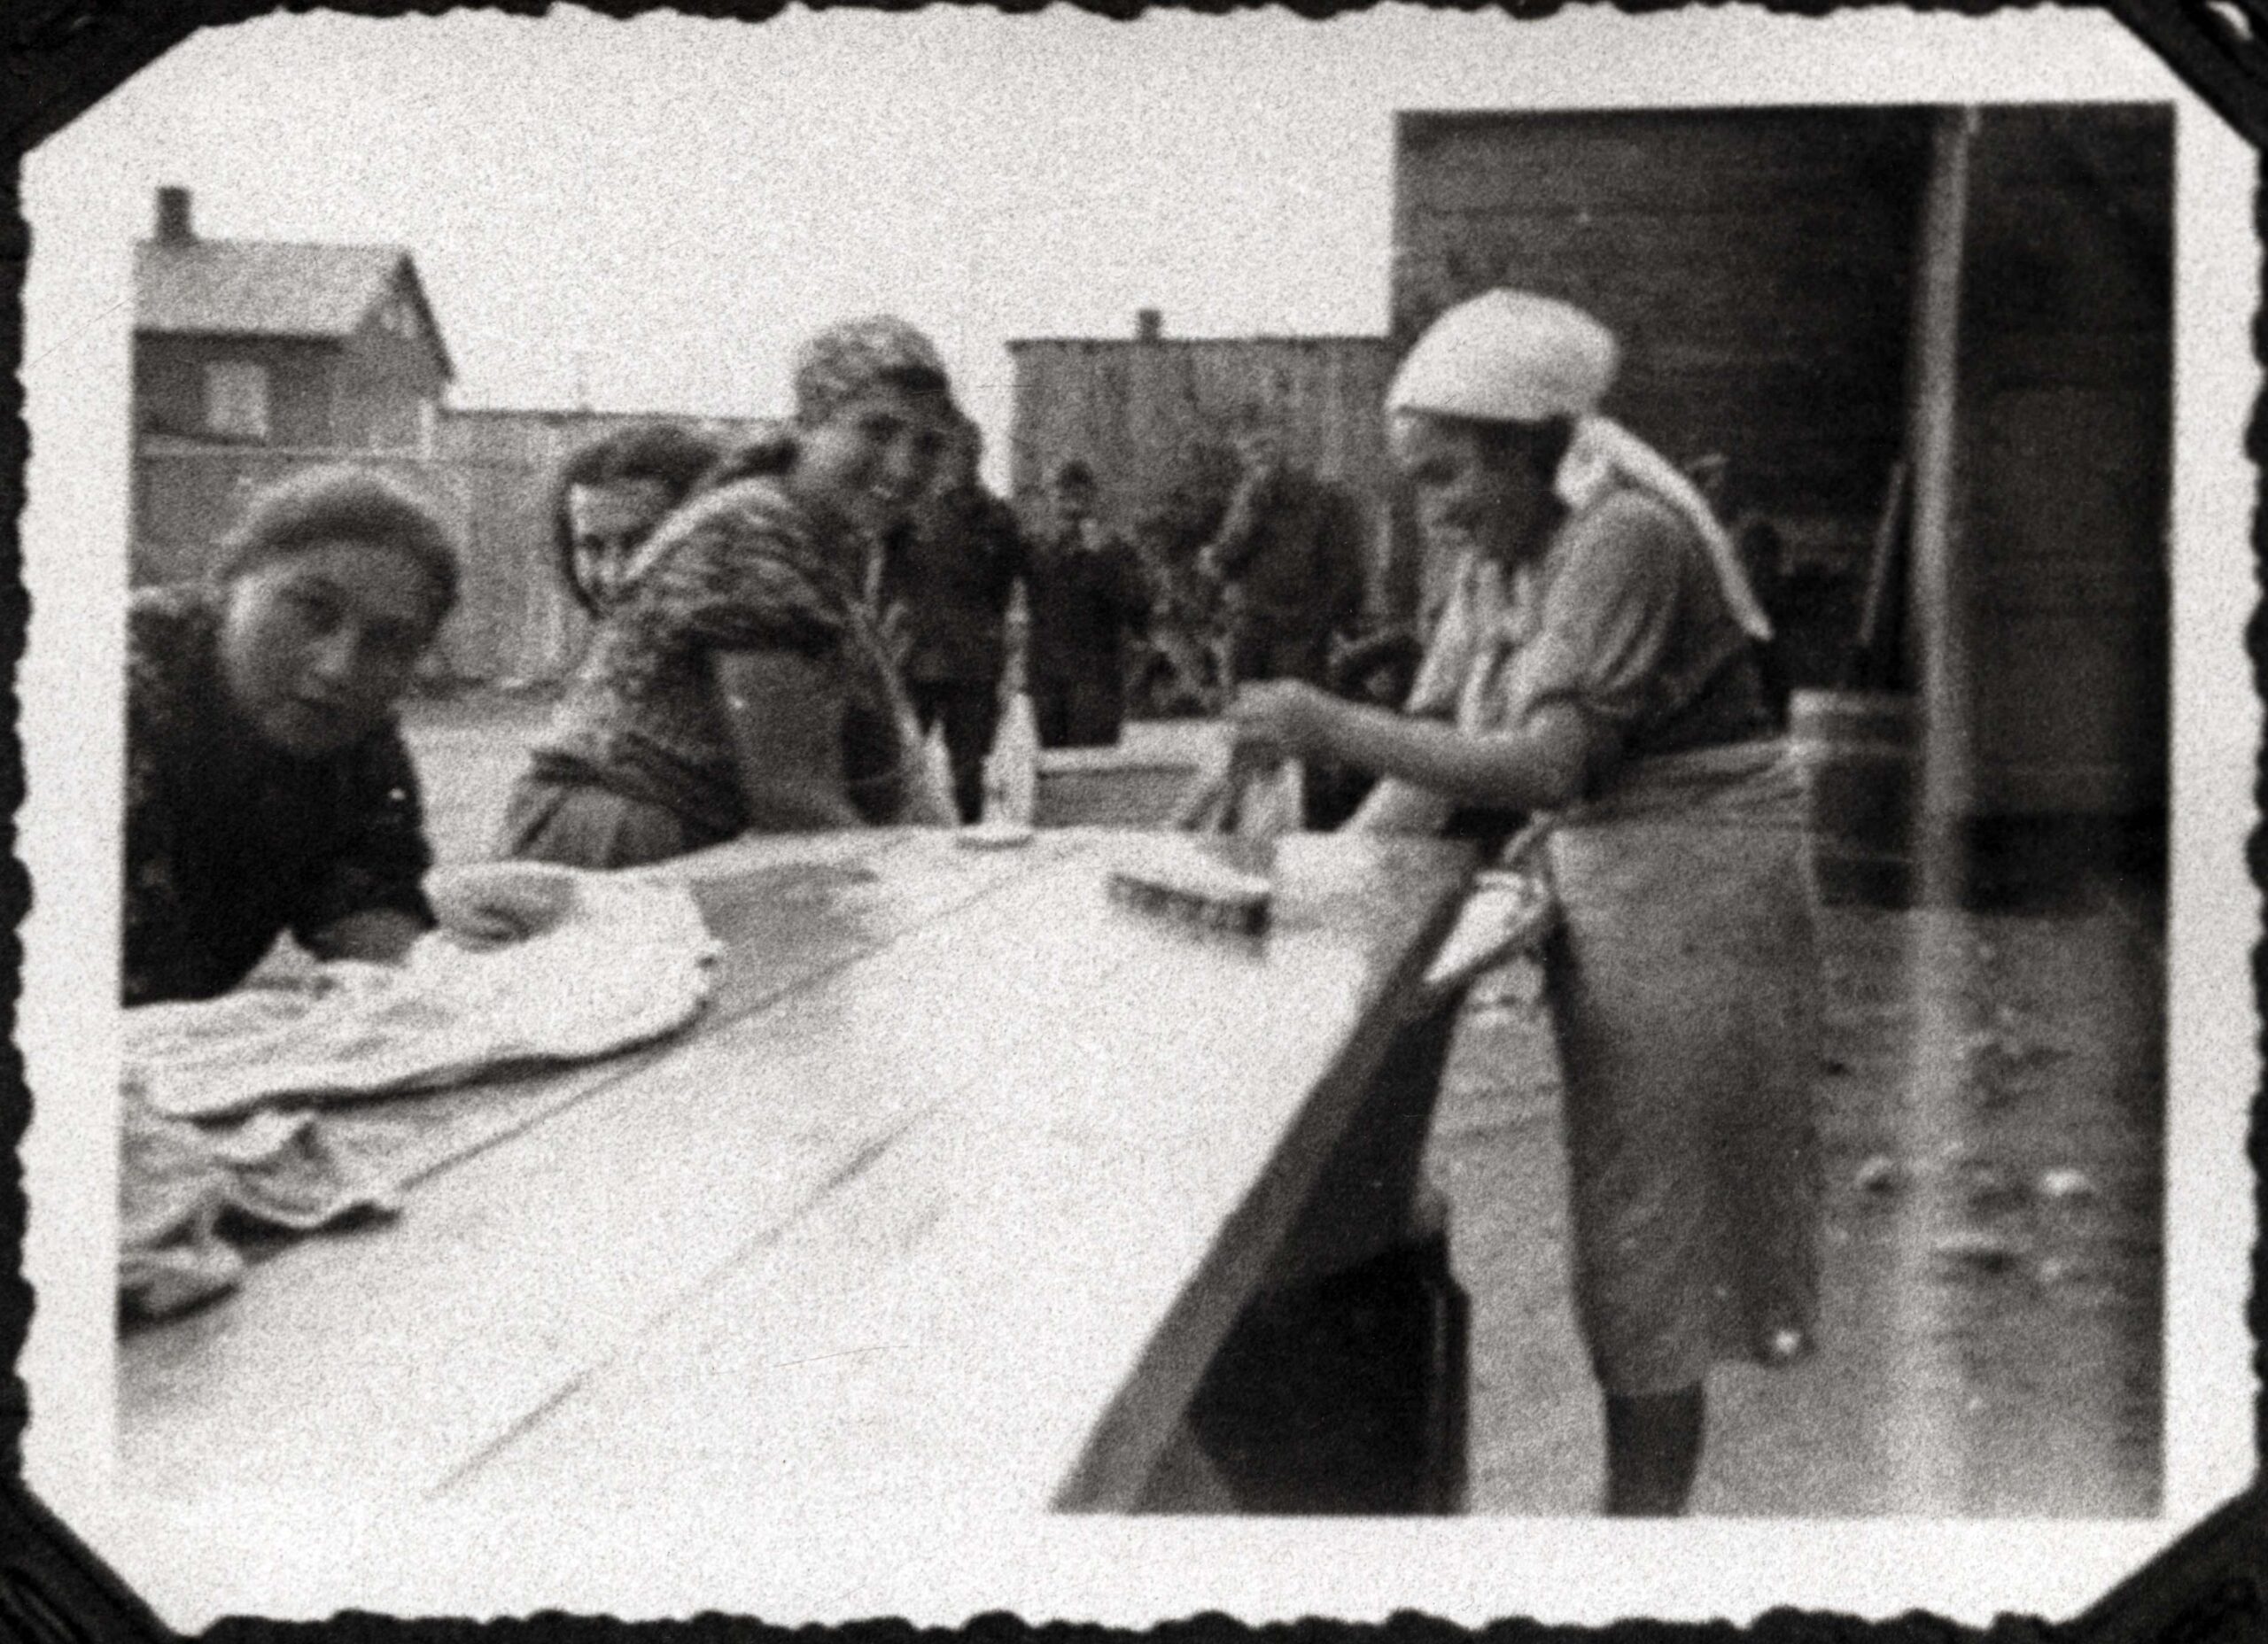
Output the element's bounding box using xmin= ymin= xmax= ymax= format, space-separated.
xmin=155 ymin=186 xmax=193 ymax=244
xmin=1135 ymin=308 xmax=1162 ymax=343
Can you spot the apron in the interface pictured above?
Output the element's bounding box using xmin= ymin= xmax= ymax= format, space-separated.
xmin=1546 ymin=741 xmax=1823 ymax=1394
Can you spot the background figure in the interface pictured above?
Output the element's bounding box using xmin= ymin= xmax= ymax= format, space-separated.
xmin=550 ymin=422 xmax=723 ymax=616
xmin=1687 ymin=452 xmax=1792 ymax=725
xmin=877 ymin=416 xmax=1029 ymax=820
xmin=1127 ymin=485 xmax=1232 ymax=718
xmin=1198 ymin=424 xmax=1371 ymax=690
xmin=1027 ymin=458 xmax=1146 ymax=749
xmin=126 ymin=468 xmax=460 ymax=1005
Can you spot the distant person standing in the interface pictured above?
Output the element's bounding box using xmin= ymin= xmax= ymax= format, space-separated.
xmin=1027 ymin=459 xmax=1146 ymax=749
xmin=1198 ymin=425 xmax=1371 ymax=690
xmin=877 ymin=416 xmax=1029 ymax=820
xmin=1128 ymin=501 xmax=1228 ymax=717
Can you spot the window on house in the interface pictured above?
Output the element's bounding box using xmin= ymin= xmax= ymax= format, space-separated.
xmin=205 ymin=361 xmax=270 ymax=440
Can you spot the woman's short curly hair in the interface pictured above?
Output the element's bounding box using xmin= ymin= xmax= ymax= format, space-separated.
xmin=214 ymin=467 xmax=462 ymax=622
xmin=548 ymin=422 xmax=724 ymax=612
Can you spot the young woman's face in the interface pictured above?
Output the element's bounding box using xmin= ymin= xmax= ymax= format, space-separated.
xmin=1391 ymin=414 xmax=1556 ymax=569
xmin=792 ymin=384 xmax=952 ymax=538
xmin=218 ymin=539 xmax=442 ymax=758
xmin=567 ymin=478 xmax=675 ymax=607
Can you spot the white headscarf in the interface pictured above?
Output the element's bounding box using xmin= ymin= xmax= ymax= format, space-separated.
xmin=1388 ymin=291 xmax=1774 ymax=642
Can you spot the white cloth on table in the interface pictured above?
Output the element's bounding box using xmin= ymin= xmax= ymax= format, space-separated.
xmin=120 ymin=868 xmax=718 ymax=1318
xmin=119 ymin=1085 xmax=400 ymax=1321
xmin=128 ymin=870 xmax=719 ymax=1122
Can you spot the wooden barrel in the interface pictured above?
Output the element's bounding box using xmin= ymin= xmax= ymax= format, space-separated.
xmin=1787 ymin=689 xmax=1917 ymax=908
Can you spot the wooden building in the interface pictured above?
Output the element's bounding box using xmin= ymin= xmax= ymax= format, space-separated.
xmin=132 ymin=186 xmax=454 ymax=585
xmin=1392 ymin=105 xmax=2172 ymax=858
xmin=1946 ymin=106 xmax=2171 ymax=826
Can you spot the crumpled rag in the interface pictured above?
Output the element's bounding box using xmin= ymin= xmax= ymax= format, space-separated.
xmin=128 ymin=871 xmax=718 ymax=1122
xmin=120 ymin=870 xmax=718 ymax=1319
xmin=120 ymin=1083 xmax=399 ymax=1321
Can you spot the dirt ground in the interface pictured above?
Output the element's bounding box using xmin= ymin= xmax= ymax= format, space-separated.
xmin=401 ymin=690 xmax=2163 ymax=1519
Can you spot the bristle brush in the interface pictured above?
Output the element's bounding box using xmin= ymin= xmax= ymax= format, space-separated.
xmin=1104 ymin=837 xmax=1272 ymax=935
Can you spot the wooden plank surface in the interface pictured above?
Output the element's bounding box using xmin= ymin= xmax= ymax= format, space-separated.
xmin=440 ymin=832 xmax=1470 ymax=1515
xmin=116 ymin=830 xmax=1061 ymax=1496
xmin=274 ymin=833 xmax=1038 ymax=1193
xmin=118 ymin=829 xmax=1471 ymax=1513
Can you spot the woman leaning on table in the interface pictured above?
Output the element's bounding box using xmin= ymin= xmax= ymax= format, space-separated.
xmin=124 ymin=468 xmax=460 ymax=1007
xmin=498 ymin=317 xmax=962 ymax=869
xmin=1224 ymin=291 xmax=1823 ymax=1516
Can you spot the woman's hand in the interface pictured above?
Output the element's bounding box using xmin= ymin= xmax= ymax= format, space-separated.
xmin=307 ymin=907 xmax=435 ymax=965
xmin=426 ymin=865 xmax=579 ymax=951
xmin=1225 ymin=679 xmax=1340 ymax=764
xmin=1168 ymin=771 xmax=1233 ymax=833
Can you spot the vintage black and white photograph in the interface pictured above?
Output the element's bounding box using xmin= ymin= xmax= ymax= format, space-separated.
xmin=13 ymin=2 xmax=2257 ymax=1631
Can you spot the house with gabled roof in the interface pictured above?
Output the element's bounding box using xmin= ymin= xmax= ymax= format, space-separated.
xmin=134 ymin=185 xmax=452 ymax=452
xmin=131 ymin=185 xmax=458 ymax=587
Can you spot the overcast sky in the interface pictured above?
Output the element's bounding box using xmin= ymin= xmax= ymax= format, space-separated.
xmin=23 ymin=4 xmax=2186 ymax=477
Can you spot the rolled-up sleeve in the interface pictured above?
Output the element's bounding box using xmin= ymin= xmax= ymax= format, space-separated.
xmin=1512 ymin=496 xmax=1689 ymax=740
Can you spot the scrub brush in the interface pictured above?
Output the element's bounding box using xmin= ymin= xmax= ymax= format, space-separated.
xmin=1104 ymin=836 xmax=1273 ymax=935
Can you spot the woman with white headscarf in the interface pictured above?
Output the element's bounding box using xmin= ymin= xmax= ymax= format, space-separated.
xmin=1227 ymin=291 xmax=1821 ymax=1516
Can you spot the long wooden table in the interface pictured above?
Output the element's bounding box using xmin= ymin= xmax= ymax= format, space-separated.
xmin=118 ymin=827 xmax=1473 ymax=1516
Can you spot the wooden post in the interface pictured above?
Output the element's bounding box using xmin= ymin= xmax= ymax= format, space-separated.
xmin=1885 ymin=105 xmax=1984 ymax=1516
xmin=1906 ymin=106 xmax=1980 ymax=907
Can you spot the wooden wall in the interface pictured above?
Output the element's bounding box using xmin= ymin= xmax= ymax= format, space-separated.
xmin=1953 ymin=105 xmax=2172 ymax=818
xmin=1390 ymin=103 xmax=2171 ymax=823
xmin=1393 ymin=107 xmax=1932 ymax=560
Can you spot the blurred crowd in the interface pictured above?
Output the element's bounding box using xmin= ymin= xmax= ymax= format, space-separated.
xmin=866 ymin=411 xmax=1415 ymax=823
